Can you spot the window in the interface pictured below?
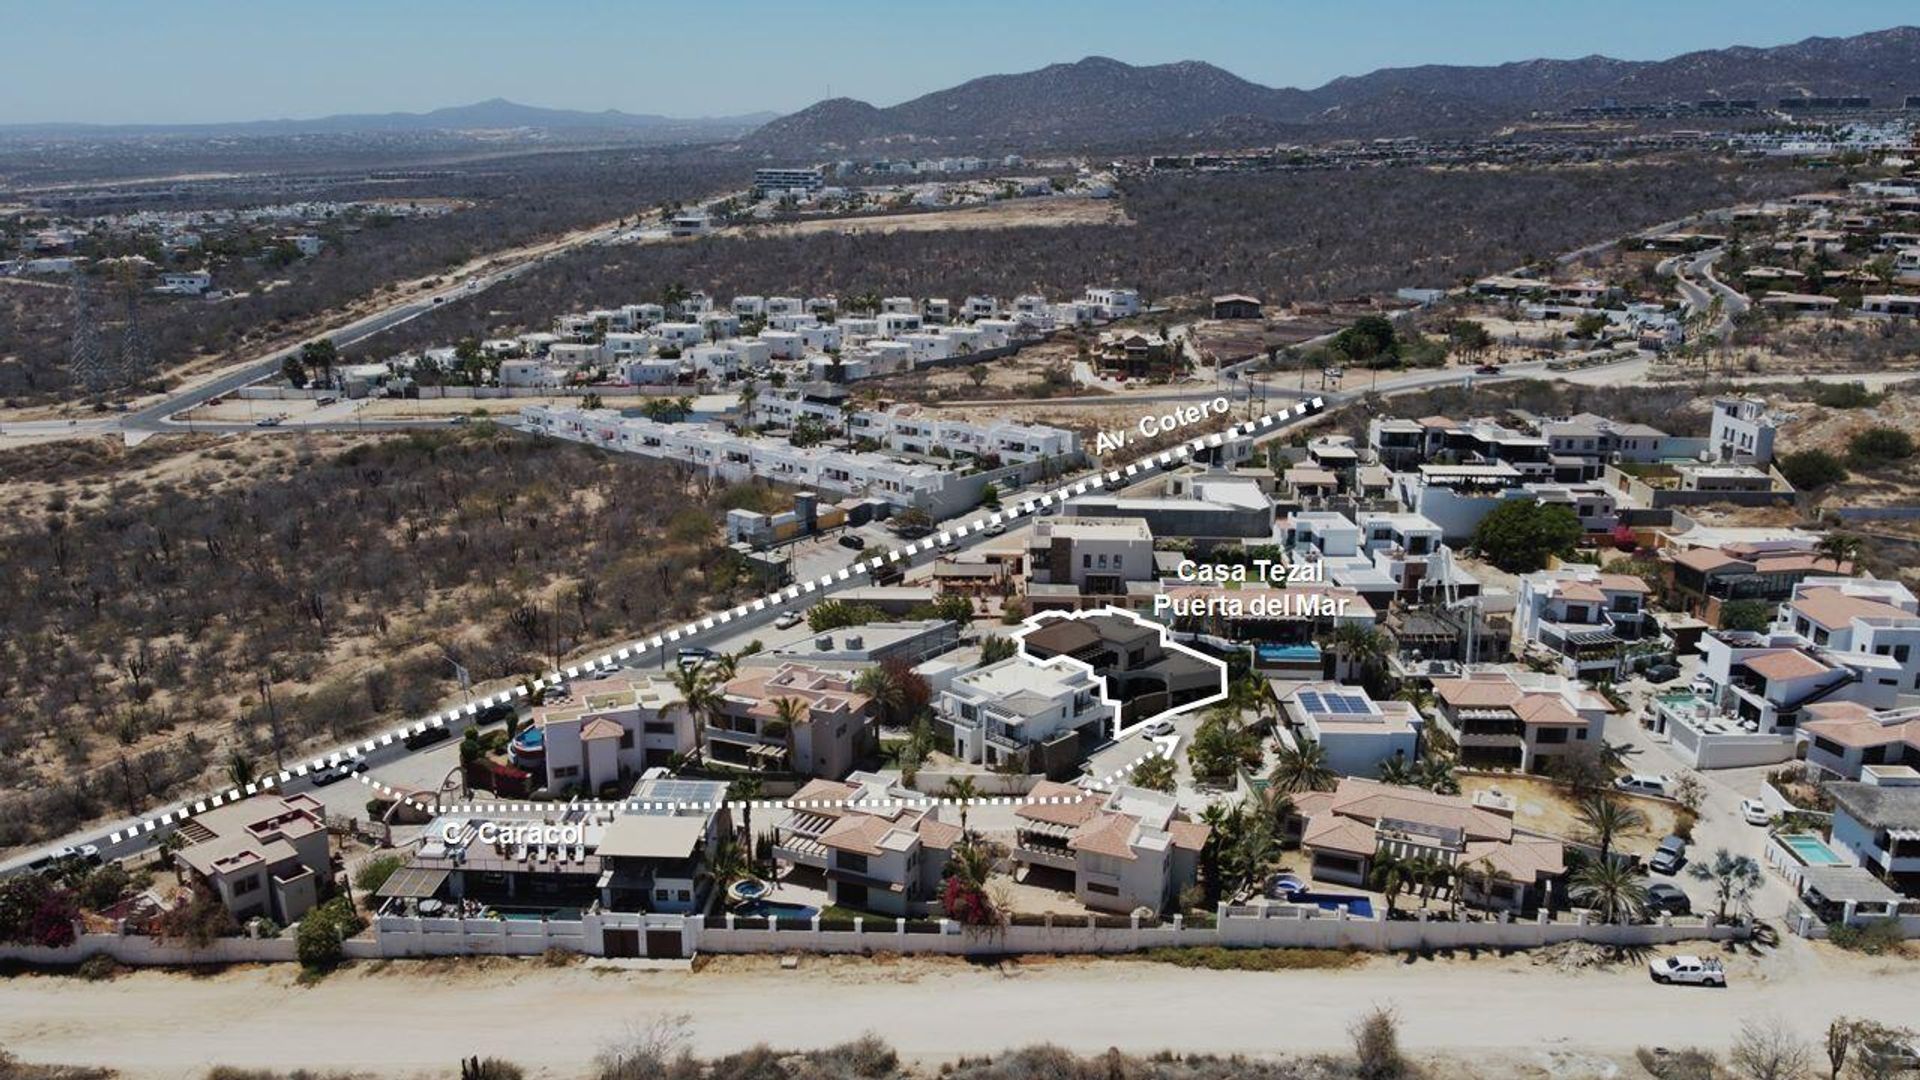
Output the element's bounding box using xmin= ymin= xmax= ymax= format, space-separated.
xmin=231 ymin=875 xmax=261 ymax=897
xmin=555 ymin=766 xmax=580 ymax=779
xmin=1086 ymin=881 xmax=1120 ymax=896
xmin=838 ymin=851 xmax=869 ymax=874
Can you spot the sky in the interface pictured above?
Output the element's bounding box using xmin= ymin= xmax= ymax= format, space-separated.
xmin=5 ymin=0 xmax=1915 ymax=125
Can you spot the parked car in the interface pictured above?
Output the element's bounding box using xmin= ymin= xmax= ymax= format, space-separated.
xmin=1740 ymin=798 xmax=1771 ymax=826
xmin=1643 ymin=662 xmax=1681 ymax=684
xmin=52 ymin=844 xmax=101 ymax=866
xmin=1649 ymin=834 xmax=1689 ymax=875
xmin=985 ymin=521 xmax=1007 ymax=536
xmin=450 ymin=415 xmax=471 ymax=425
xmin=1143 ymin=719 xmax=1176 ymax=738
xmin=403 ymin=726 xmax=453 ymax=751
xmin=312 ymin=757 xmax=368 ymax=787
xmin=475 ymin=702 xmax=516 ymax=727
xmin=1615 ymin=773 xmax=1672 ymax=798
xmin=1858 ymin=1036 xmax=1920 ymax=1073
xmin=676 ymin=646 xmax=715 ymax=669
xmin=1648 ymin=955 xmax=1725 ymax=986
xmin=938 ymin=539 xmax=960 ymax=555
xmin=837 ymin=534 xmax=867 ymax=550
xmin=774 ymin=611 xmax=804 ymax=630
xmin=1475 ymin=363 xmax=1502 ymax=375
xmin=1646 ymin=882 xmax=1692 ymax=915
xmin=254 ymin=416 xmax=281 ymax=428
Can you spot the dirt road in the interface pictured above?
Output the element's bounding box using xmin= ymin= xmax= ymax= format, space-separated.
xmin=2 ymin=942 xmax=1912 ymax=1078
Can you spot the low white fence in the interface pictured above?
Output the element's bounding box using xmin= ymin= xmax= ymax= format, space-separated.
xmin=3 ymin=905 xmax=1746 ymax=968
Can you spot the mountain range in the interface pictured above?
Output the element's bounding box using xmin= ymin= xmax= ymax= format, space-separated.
xmin=1 ymin=98 xmax=778 ymax=140
xmin=744 ymin=26 xmax=1920 ymax=153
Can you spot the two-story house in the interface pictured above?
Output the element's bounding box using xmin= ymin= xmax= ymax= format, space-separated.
xmin=1514 ymin=568 xmax=1652 ymax=681
xmin=936 ymin=655 xmax=1115 ymax=778
xmin=1282 ymin=683 xmax=1423 ymax=779
xmin=1827 ymin=768 xmax=1920 ymax=894
xmin=773 ymin=772 xmax=959 ymax=916
xmin=1429 ymin=670 xmax=1611 ymax=773
xmin=533 ymin=675 xmax=694 ymax=794
xmin=1799 ymin=702 xmax=1920 ymax=780
xmin=1013 ymin=782 xmax=1208 ymax=915
xmin=709 ymin=663 xmax=873 ymax=779
xmin=173 ymin=794 xmax=332 ymax=925
xmin=1779 ymin=578 xmax=1920 ymax=693
xmin=1292 ymin=779 xmax=1564 ymax=912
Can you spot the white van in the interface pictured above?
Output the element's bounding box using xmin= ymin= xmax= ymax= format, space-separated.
xmin=1614 ymin=773 xmax=1672 ymax=798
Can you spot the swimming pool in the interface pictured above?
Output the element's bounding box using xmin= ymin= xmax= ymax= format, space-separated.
xmin=496 ymin=907 xmax=582 ymax=921
xmin=736 ymin=900 xmax=821 ymax=922
xmin=1780 ymin=833 xmax=1846 ymax=867
xmin=1290 ymin=892 xmax=1375 ymax=918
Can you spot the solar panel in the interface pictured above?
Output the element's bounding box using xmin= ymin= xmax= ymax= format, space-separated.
xmin=1297 ymin=691 xmax=1324 ymax=713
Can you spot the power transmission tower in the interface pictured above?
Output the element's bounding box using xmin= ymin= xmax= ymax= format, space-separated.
xmin=116 ymin=273 xmax=154 ymax=387
xmin=67 ymin=272 xmax=113 ymax=394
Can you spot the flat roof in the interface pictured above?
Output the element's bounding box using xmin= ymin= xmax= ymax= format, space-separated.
xmin=597 ymin=813 xmax=709 ymax=860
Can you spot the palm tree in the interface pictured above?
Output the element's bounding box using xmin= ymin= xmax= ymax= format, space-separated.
xmin=1456 ymin=857 xmax=1500 ymax=916
xmin=730 ymin=776 xmax=763 ymax=872
xmin=855 ymin=665 xmax=904 ymax=726
xmin=1324 ymin=623 xmax=1390 ymax=685
xmin=768 ymin=696 xmax=808 ymax=771
xmin=1570 ymin=859 xmax=1649 ymax=925
xmin=1268 ymin=739 xmax=1336 ymax=794
xmin=1369 ymin=849 xmax=1411 ymax=917
xmin=944 ymin=775 xmax=983 ymax=838
xmin=1224 ymin=804 xmax=1279 ymax=899
xmin=1687 ymin=848 xmax=1763 ymax=923
xmin=1416 ymin=756 xmax=1461 ymax=795
xmin=707 ymin=837 xmax=749 ymax=895
xmin=669 ymin=663 xmax=721 ymax=766
xmin=736 ymin=380 xmax=759 ymax=419
xmin=1377 ymin=755 xmax=1420 ymax=788
xmin=1816 ymin=532 xmax=1862 ymax=574
xmin=1576 ymin=793 xmax=1649 ymax=864
xmin=1197 ymin=802 xmax=1236 ymax=907
xmin=708 ymin=651 xmax=740 ymax=684
xmin=225 ymin=752 xmax=255 ymax=790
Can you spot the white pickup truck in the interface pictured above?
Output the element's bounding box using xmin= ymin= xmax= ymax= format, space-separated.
xmin=1648 ymin=955 xmax=1726 ymax=986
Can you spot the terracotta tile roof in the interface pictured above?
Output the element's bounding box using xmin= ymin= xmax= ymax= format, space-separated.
xmin=1671 ymin=547 xmax=1747 ymax=574
xmin=1432 ymin=677 xmax=1522 ymax=709
xmin=1596 ymin=573 xmax=1651 ymax=595
xmin=1751 ymin=554 xmax=1849 ymax=574
xmin=1015 ymin=781 xmax=1099 ymax=827
xmin=788 ymin=779 xmax=858 ymax=816
xmin=818 ymin=813 xmax=899 ymax=856
xmin=1167 ymin=820 xmax=1212 ymax=852
xmin=1300 ymin=813 xmax=1377 ymax=856
xmin=916 ymin=818 xmax=963 ymax=850
xmin=1743 ymin=650 xmax=1832 ymax=682
xmin=1324 ymin=779 xmax=1514 ymax=843
xmin=1464 ymin=835 xmax=1565 ymax=882
xmin=1069 ymin=812 xmax=1142 ymax=860
xmin=1513 ymin=695 xmax=1583 ymax=727
xmin=1555 ymin=582 xmax=1607 ymax=604
xmin=1800 ymin=704 xmax=1920 ymax=751
xmin=1793 ymin=587 xmax=1915 ymax=628
xmin=579 ymin=717 xmax=624 ymax=741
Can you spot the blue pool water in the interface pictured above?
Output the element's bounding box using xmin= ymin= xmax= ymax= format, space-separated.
xmin=497 ymin=907 xmax=581 ymax=921
xmin=1257 ymin=644 xmax=1322 ymax=663
xmin=1292 ymin=892 xmax=1375 ymax=918
xmin=1781 ymin=833 xmax=1846 ymax=867
xmin=736 ymin=900 xmax=821 ymax=921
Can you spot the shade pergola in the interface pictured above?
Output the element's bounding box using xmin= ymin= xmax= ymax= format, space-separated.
xmin=375 ymin=865 xmax=451 ymax=900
